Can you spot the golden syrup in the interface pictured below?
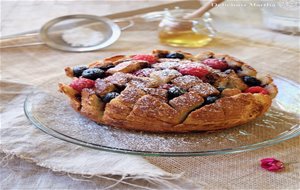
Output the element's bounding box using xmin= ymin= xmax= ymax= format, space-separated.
xmin=159 ymin=30 xmax=212 ymax=48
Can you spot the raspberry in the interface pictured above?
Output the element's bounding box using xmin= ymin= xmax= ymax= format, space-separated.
xmin=202 ymin=58 xmax=228 ymax=71
xmin=132 ymin=54 xmax=157 ymax=64
xmin=179 ymin=67 xmax=209 ymax=78
xmin=70 ymin=78 xmax=95 ymax=92
xmin=244 ymin=86 xmax=269 ymax=95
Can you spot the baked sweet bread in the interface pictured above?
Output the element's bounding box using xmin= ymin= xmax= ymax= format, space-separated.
xmin=59 ymin=50 xmax=278 ymax=132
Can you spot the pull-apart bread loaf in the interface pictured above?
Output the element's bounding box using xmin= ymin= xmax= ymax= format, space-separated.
xmin=59 ymin=50 xmax=278 ymax=132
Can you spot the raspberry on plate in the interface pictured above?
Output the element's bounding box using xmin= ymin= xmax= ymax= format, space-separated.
xmin=70 ymin=78 xmax=95 ymax=92
xmin=244 ymin=86 xmax=269 ymax=94
xmin=132 ymin=54 xmax=157 ymax=64
xmin=179 ymin=67 xmax=210 ymax=78
xmin=202 ymin=58 xmax=228 ymax=71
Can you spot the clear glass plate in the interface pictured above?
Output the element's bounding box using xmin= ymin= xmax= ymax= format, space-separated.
xmin=24 ymin=75 xmax=300 ymax=157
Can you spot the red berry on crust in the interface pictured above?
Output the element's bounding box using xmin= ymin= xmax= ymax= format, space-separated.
xmin=132 ymin=54 xmax=157 ymax=64
xmin=70 ymin=78 xmax=95 ymax=92
xmin=244 ymin=86 xmax=269 ymax=94
xmin=202 ymin=58 xmax=228 ymax=71
xmin=179 ymin=67 xmax=210 ymax=78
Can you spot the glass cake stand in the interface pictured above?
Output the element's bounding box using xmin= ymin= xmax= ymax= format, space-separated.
xmin=24 ymin=75 xmax=300 ymax=157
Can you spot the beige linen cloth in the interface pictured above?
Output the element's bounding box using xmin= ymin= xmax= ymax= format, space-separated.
xmin=1 ymin=1 xmax=300 ymax=189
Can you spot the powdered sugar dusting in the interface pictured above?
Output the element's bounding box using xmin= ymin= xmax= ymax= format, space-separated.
xmin=171 ymin=75 xmax=203 ymax=90
xmin=62 ymin=27 xmax=104 ymax=47
xmin=152 ymin=62 xmax=181 ymax=69
xmin=150 ymin=69 xmax=182 ymax=84
xmin=177 ymin=62 xmax=213 ymax=71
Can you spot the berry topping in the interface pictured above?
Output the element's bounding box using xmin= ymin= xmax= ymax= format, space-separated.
xmin=70 ymin=78 xmax=95 ymax=92
xmin=243 ymin=76 xmax=261 ymax=86
xmin=132 ymin=54 xmax=157 ymax=64
xmin=73 ymin=66 xmax=88 ymax=77
xmin=179 ymin=67 xmax=210 ymax=78
xmin=167 ymin=86 xmax=186 ymax=99
xmin=166 ymin=52 xmax=185 ymax=59
xmin=244 ymin=86 xmax=269 ymax=94
xmin=82 ymin=68 xmax=105 ymax=80
xmin=102 ymin=92 xmax=120 ymax=103
xmin=202 ymin=58 xmax=228 ymax=71
xmin=204 ymin=96 xmax=219 ymax=105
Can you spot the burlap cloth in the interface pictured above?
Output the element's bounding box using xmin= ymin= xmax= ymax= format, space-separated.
xmin=1 ymin=1 xmax=300 ymax=189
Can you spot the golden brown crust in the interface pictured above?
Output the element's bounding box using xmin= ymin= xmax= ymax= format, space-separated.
xmin=107 ymin=60 xmax=148 ymax=74
xmin=221 ymin=88 xmax=242 ymax=97
xmin=63 ymin=91 xmax=272 ymax=133
xmin=189 ymin=83 xmax=220 ymax=97
xmin=80 ymin=89 xmax=105 ymax=122
xmin=58 ymin=83 xmax=81 ymax=111
xmin=59 ymin=50 xmax=277 ymax=133
xmin=64 ymin=67 xmax=74 ymax=78
xmin=183 ymin=93 xmax=271 ymax=125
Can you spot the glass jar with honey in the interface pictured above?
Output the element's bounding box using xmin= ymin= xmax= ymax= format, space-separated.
xmin=158 ymin=9 xmax=216 ymax=47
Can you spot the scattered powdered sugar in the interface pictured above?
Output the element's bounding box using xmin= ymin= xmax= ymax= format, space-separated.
xmin=171 ymin=75 xmax=203 ymax=90
xmin=177 ymin=62 xmax=212 ymax=71
xmin=62 ymin=27 xmax=104 ymax=47
xmin=158 ymin=58 xmax=181 ymax=62
xmin=150 ymin=69 xmax=182 ymax=84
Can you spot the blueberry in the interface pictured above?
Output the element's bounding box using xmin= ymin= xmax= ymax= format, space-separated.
xmin=243 ymin=76 xmax=261 ymax=86
xmin=82 ymin=68 xmax=105 ymax=80
xmin=205 ymin=96 xmax=219 ymax=105
xmin=167 ymin=86 xmax=186 ymax=99
xmin=166 ymin=53 xmax=185 ymax=59
xmin=73 ymin=66 xmax=88 ymax=77
xmin=217 ymin=87 xmax=225 ymax=92
xmin=102 ymin=92 xmax=120 ymax=103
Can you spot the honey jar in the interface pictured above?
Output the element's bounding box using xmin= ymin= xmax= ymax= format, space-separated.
xmin=158 ymin=9 xmax=216 ymax=47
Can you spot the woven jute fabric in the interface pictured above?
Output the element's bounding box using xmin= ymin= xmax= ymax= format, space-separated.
xmin=1 ymin=1 xmax=300 ymax=189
